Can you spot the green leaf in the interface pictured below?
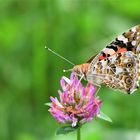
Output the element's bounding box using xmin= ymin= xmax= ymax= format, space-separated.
xmin=97 ymin=111 xmax=112 ymax=123
xmin=56 ymin=125 xmax=78 ymax=135
xmin=44 ymin=102 xmax=51 ymax=107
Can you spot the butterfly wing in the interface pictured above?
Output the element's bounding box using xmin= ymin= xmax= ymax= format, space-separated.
xmin=73 ymin=25 xmax=140 ymax=93
xmin=87 ymin=25 xmax=140 ymax=62
xmin=86 ymin=25 xmax=140 ymax=93
xmin=86 ymin=51 xmax=139 ymax=94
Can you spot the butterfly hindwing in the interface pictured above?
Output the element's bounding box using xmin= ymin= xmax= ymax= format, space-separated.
xmin=86 ymin=51 xmax=139 ymax=94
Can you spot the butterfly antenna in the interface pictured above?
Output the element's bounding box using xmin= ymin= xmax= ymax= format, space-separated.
xmin=63 ymin=69 xmax=73 ymax=72
xmin=45 ymin=46 xmax=75 ymax=66
xmin=94 ymin=86 xmax=101 ymax=96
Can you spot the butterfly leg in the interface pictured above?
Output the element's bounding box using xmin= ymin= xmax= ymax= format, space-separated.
xmin=94 ymin=85 xmax=101 ymax=97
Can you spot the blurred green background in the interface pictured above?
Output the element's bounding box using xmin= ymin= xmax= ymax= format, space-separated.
xmin=1 ymin=0 xmax=140 ymax=140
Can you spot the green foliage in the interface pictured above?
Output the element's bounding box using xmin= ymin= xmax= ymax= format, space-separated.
xmin=54 ymin=111 xmax=112 ymax=135
xmin=1 ymin=0 xmax=140 ymax=140
xmin=56 ymin=125 xmax=78 ymax=135
xmin=97 ymin=111 xmax=112 ymax=123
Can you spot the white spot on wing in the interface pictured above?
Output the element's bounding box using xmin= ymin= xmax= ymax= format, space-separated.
xmin=103 ymin=48 xmax=115 ymax=55
xmin=117 ymin=35 xmax=128 ymax=43
xmin=101 ymin=61 xmax=107 ymax=68
xmin=136 ymin=36 xmax=140 ymax=39
xmin=111 ymin=56 xmax=117 ymax=62
xmin=116 ymin=67 xmax=123 ymax=74
xmin=131 ymin=27 xmax=136 ymax=32
xmin=131 ymin=40 xmax=137 ymax=46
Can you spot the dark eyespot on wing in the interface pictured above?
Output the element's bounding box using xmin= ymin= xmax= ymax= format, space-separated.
xmin=126 ymin=62 xmax=133 ymax=68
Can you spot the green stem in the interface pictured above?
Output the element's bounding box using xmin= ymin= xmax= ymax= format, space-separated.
xmin=77 ymin=126 xmax=81 ymax=140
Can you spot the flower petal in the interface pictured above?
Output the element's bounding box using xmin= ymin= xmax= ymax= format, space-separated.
xmin=48 ymin=72 xmax=102 ymax=127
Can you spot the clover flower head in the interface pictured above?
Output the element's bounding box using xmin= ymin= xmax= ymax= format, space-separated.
xmin=49 ymin=73 xmax=102 ymax=127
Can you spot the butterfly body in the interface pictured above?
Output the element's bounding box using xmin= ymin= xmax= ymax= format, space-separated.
xmin=73 ymin=25 xmax=140 ymax=94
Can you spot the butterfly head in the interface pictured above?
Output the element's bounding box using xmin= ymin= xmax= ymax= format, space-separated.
xmin=72 ymin=63 xmax=90 ymax=79
xmin=72 ymin=63 xmax=104 ymax=87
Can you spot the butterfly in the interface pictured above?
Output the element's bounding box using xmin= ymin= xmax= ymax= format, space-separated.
xmin=73 ymin=25 xmax=140 ymax=94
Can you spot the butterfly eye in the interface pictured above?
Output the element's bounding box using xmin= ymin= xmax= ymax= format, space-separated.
xmin=126 ymin=62 xmax=133 ymax=68
xmin=125 ymin=77 xmax=133 ymax=85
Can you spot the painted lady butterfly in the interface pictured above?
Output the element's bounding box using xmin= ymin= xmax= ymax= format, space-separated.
xmin=73 ymin=25 xmax=140 ymax=94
